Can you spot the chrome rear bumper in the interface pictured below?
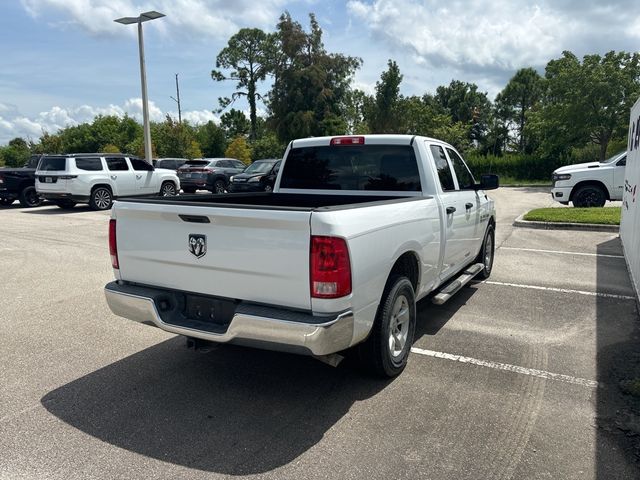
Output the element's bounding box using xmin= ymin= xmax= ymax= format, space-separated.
xmin=104 ymin=282 xmax=354 ymax=356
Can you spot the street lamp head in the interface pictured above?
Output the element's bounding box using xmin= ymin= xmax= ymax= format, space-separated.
xmin=114 ymin=11 xmax=165 ymax=25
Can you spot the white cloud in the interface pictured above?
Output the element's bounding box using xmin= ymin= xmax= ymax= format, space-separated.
xmin=346 ymin=0 xmax=633 ymax=74
xmin=20 ymin=0 xmax=291 ymax=39
xmin=0 ymin=99 xmax=219 ymax=144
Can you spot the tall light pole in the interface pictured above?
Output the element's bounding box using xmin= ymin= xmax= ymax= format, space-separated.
xmin=114 ymin=11 xmax=165 ymax=164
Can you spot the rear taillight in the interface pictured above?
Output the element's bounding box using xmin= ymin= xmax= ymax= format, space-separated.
xmin=109 ymin=219 xmax=119 ymax=269
xmin=330 ymin=136 xmax=365 ymax=146
xmin=310 ymin=236 xmax=351 ymax=298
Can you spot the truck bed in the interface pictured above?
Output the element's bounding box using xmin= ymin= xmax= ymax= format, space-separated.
xmin=117 ymin=192 xmax=427 ymax=211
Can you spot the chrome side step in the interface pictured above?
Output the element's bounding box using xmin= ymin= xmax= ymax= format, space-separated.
xmin=432 ymin=263 xmax=484 ymax=305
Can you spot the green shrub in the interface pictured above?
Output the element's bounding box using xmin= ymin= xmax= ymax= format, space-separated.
xmin=465 ymin=152 xmax=567 ymax=181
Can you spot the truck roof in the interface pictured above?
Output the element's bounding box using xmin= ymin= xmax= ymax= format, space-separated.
xmin=290 ymin=134 xmax=445 ymax=148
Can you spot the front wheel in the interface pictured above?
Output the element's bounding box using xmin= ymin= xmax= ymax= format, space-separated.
xmin=475 ymin=224 xmax=495 ymax=279
xmin=160 ymin=181 xmax=177 ymax=196
xmin=89 ymin=187 xmax=113 ymax=210
xmin=358 ymin=276 xmax=416 ymax=377
xmin=572 ymin=185 xmax=606 ymax=208
xmin=19 ymin=186 xmax=42 ymax=208
xmin=212 ymin=179 xmax=226 ymax=194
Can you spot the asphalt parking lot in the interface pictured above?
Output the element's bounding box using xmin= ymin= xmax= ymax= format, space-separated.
xmin=1 ymin=188 xmax=639 ymax=480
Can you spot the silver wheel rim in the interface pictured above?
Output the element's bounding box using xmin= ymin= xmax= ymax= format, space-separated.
xmin=162 ymin=183 xmax=175 ymax=196
xmin=388 ymin=295 xmax=410 ymax=358
xmin=94 ymin=189 xmax=110 ymax=209
xmin=485 ymin=233 xmax=493 ymax=270
xmin=215 ymin=182 xmax=225 ymax=194
xmin=265 ymin=185 xmax=272 ymax=192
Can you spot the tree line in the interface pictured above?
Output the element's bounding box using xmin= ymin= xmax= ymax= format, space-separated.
xmin=2 ymin=11 xmax=639 ymax=179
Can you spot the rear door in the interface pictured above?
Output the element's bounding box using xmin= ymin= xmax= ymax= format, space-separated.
xmin=444 ymin=147 xmax=484 ymax=264
xmin=106 ymin=157 xmax=136 ymax=196
xmin=114 ymin=203 xmax=313 ymax=310
xmin=130 ymin=158 xmax=157 ymax=195
xmin=428 ymin=144 xmax=468 ymax=279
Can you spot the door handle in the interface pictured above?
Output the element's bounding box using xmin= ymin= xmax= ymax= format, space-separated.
xmin=446 ymin=206 xmax=456 ymax=214
xmin=110 ymin=175 xmax=117 ymax=180
xmin=465 ymin=202 xmax=473 ymax=210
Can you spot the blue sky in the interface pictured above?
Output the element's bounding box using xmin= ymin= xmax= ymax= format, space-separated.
xmin=1 ymin=0 xmax=639 ymax=144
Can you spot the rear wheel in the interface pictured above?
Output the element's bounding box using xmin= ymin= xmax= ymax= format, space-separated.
xmin=54 ymin=199 xmax=76 ymax=210
xmin=475 ymin=224 xmax=495 ymax=279
xmin=572 ymin=185 xmax=606 ymax=208
xmin=160 ymin=181 xmax=177 ymax=196
xmin=19 ymin=186 xmax=41 ymax=208
xmin=89 ymin=186 xmax=112 ymax=210
xmin=358 ymin=276 xmax=416 ymax=377
xmin=213 ymin=179 xmax=226 ymax=194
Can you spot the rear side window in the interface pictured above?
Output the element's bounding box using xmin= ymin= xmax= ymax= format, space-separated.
xmin=39 ymin=157 xmax=66 ymax=171
xmin=106 ymin=157 xmax=129 ymax=171
xmin=75 ymin=158 xmax=103 ymax=171
xmin=131 ymin=158 xmax=153 ymax=171
xmin=446 ymin=148 xmax=475 ymax=190
xmin=280 ymin=145 xmax=421 ymax=191
xmin=231 ymin=160 xmax=245 ymax=169
xmin=429 ymin=145 xmax=455 ymax=191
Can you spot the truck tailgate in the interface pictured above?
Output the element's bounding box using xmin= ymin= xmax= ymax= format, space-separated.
xmin=114 ymin=201 xmax=312 ymax=310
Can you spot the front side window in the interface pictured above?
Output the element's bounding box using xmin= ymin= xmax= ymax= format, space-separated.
xmin=280 ymin=145 xmax=421 ymax=191
xmin=446 ymin=148 xmax=475 ymax=190
xmin=429 ymin=145 xmax=455 ymax=191
xmin=106 ymin=157 xmax=129 ymax=171
xmin=130 ymin=158 xmax=153 ymax=171
xmin=75 ymin=158 xmax=103 ymax=171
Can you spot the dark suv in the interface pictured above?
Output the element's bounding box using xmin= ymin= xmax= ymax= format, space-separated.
xmin=177 ymin=158 xmax=246 ymax=194
xmin=0 ymin=154 xmax=43 ymax=207
xmin=155 ymin=158 xmax=187 ymax=171
xmin=227 ymin=159 xmax=281 ymax=193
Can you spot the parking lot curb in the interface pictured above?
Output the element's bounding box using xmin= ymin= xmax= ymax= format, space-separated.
xmin=513 ymin=213 xmax=620 ymax=232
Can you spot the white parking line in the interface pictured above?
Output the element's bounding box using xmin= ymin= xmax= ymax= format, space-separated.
xmin=410 ymin=347 xmax=600 ymax=388
xmin=481 ymin=280 xmax=635 ymax=301
xmin=499 ymin=246 xmax=624 ymax=259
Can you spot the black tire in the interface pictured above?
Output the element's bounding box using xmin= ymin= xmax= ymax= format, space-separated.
xmin=54 ymin=200 xmax=76 ymax=210
xmin=160 ymin=181 xmax=177 ymax=196
xmin=212 ymin=179 xmax=226 ymax=194
xmin=89 ymin=186 xmax=112 ymax=211
xmin=358 ymin=276 xmax=416 ymax=378
xmin=182 ymin=187 xmax=196 ymax=194
xmin=572 ymin=185 xmax=606 ymax=208
xmin=264 ymin=184 xmax=273 ymax=192
xmin=475 ymin=223 xmax=495 ymax=280
xmin=19 ymin=186 xmax=42 ymax=208
xmin=0 ymin=198 xmax=14 ymax=206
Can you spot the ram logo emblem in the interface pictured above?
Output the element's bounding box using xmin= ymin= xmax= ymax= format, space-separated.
xmin=188 ymin=234 xmax=207 ymax=258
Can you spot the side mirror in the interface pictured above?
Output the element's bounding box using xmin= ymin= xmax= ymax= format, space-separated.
xmin=475 ymin=174 xmax=499 ymax=191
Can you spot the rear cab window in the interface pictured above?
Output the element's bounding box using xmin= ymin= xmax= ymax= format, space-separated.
xmin=280 ymin=145 xmax=421 ymax=191
xmin=75 ymin=157 xmax=103 ymax=171
xmin=38 ymin=156 xmax=67 ymax=171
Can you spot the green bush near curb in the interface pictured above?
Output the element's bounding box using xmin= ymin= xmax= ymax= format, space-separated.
xmin=523 ymin=207 xmax=621 ymax=225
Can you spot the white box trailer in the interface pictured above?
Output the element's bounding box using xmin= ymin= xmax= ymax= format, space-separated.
xmin=622 ymin=98 xmax=640 ymax=305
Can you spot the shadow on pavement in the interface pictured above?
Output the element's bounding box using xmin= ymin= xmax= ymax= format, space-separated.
xmin=41 ymin=337 xmax=391 ymax=475
xmin=23 ymin=205 xmax=97 ymax=215
xmin=596 ymin=237 xmax=640 ymax=478
xmin=414 ymin=285 xmax=478 ymax=339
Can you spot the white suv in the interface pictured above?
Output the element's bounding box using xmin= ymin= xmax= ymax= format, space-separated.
xmin=36 ymin=154 xmax=180 ymax=210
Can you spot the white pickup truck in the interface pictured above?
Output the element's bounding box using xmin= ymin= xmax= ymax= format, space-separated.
xmin=551 ymin=151 xmax=627 ymax=207
xmin=105 ymin=135 xmax=498 ymax=377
